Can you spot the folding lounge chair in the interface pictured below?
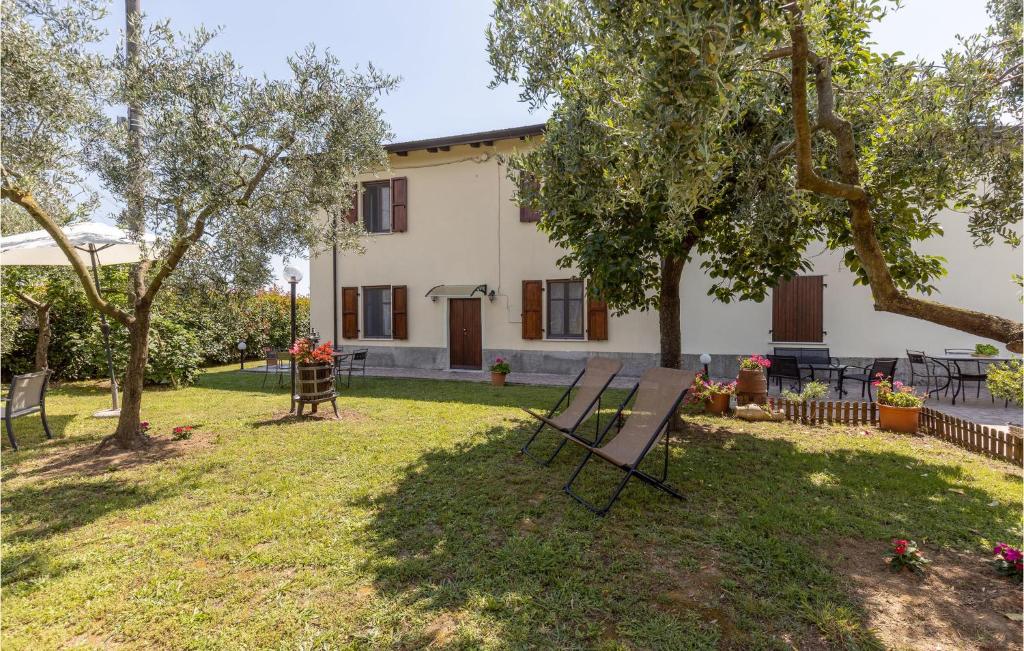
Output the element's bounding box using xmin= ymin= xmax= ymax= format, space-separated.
xmin=520 ymin=357 xmax=623 ymax=465
xmin=559 ymin=367 xmax=697 ymax=516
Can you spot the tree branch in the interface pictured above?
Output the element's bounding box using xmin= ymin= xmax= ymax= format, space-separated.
xmin=782 ymin=1 xmax=1023 ymax=352
xmin=1 ymin=181 xmax=133 ymax=327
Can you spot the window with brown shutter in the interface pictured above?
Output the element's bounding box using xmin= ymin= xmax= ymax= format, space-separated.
xmin=344 ymin=184 xmax=359 ymax=224
xmin=771 ymin=275 xmax=824 ymax=342
xmin=391 ymin=176 xmax=407 ymax=232
xmin=522 ymin=280 xmax=543 ymax=339
xmin=518 ymin=173 xmax=541 ymax=222
xmin=341 ymin=287 xmax=359 ymax=339
xmin=392 ymin=285 xmax=407 ymax=340
xmin=586 ymin=296 xmax=609 ymax=341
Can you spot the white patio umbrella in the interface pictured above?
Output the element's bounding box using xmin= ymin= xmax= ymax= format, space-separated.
xmin=1 ymin=222 xmax=157 ymax=417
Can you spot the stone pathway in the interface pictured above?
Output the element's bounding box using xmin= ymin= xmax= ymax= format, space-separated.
xmin=243 ymin=364 xmax=1020 ymax=428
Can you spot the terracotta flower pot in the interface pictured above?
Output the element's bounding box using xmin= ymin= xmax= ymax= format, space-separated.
xmin=736 ymin=368 xmax=767 ymax=393
xmin=706 ymin=393 xmax=730 ymax=415
xmin=878 ymin=403 xmax=921 ymax=434
xmin=491 ymin=371 xmax=507 ymax=387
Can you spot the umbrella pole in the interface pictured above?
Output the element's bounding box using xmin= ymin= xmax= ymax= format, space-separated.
xmin=89 ymin=247 xmax=120 ymax=413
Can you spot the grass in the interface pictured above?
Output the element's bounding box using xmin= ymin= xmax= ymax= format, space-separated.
xmin=2 ymin=364 xmax=1021 ymax=649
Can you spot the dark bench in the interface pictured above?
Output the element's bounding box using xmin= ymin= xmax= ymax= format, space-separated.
xmin=773 ymin=347 xmax=837 ymax=366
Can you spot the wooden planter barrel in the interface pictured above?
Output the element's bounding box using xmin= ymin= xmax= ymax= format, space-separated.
xmin=295 ymin=363 xmax=338 ymax=416
xmin=735 ymin=368 xmax=767 ymax=406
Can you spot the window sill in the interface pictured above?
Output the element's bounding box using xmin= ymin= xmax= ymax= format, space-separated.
xmin=545 ymin=336 xmax=585 ymax=342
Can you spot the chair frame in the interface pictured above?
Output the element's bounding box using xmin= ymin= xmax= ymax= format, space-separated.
xmin=766 ymin=354 xmax=809 ymax=392
xmin=839 ymin=358 xmax=898 ymax=400
xmin=261 ymin=348 xmax=289 ymax=389
xmin=335 ymin=349 xmax=369 ymax=388
xmin=3 ymin=370 xmax=54 ymax=451
xmin=520 ymin=365 xmax=618 ymax=466
xmin=561 ymin=378 xmax=692 ymax=516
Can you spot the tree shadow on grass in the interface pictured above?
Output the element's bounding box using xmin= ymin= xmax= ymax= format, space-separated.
xmin=1 ymin=413 xmax=75 ymax=452
xmin=352 ymin=417 xmax=1018 ymax=649
xmin=3 ymin=462 xmax=210 ymax=546
xmin=196 ymin=367 xmax=609 ymax=412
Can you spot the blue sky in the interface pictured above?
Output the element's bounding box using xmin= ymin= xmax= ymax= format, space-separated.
xmin=92 ymin=0 xmax=992 ymax=293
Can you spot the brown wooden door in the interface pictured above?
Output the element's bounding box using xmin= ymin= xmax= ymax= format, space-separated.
xmin=449 ymin=298 xmax=482 ymax=369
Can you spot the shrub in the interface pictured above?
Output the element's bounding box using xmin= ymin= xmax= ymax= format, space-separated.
xmin=992 ymin=543 xmax=1024 ymax=581
xmin=781 ymin=380 xmax=829 ymax=403
xmin=987 ymin=360 xmax=1023 ymax=406
xmin=489 ymin=357 xmax=510 ymax=374
xmin=691 ymin=373 xmax=737 ymax=401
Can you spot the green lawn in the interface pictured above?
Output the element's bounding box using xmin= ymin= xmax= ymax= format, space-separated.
xmin=2 ymin=365 xmax=1021 ymax=649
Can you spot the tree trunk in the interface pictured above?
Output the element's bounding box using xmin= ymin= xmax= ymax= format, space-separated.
xmin=103 ymin=304 xmax=151 ymax=450
xmin=34 ymin=302 xmax=50 ymax=371
xmin=658 ymin=255 xmax=686 ymax=369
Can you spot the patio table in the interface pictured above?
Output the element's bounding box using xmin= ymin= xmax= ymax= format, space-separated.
xmin=927 ymin=353 xmax=1018 ymax=403
xmin=802 ymin=363 xmax=847 ymax=394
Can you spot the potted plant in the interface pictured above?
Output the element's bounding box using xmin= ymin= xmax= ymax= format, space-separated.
xmin=290 ymin=338 xmax=336 ymax=410
xmin=692 ymin=374 xmax=736 ymax=415
xmin=874 ymin=374 xmax=927 ymax=434
xmin=490 ymin=357 xmax=510 ymax=386
xmin=735 ymin=354 xmax=771 ymax=405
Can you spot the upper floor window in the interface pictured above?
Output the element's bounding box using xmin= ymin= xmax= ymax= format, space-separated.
xmin=363 ymin=181 xmax=392 ymax=233
xmin=547 ymin=279 xmax=584 ymax=339
xmin=363 ymin=286 xmax=392 ymax=338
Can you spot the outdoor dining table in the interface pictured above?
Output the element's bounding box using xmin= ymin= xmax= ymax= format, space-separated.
xmin=802 ymin=363 xmax=847 ymax=392
xmin=927 ymin=353 xmax=1018 ymax=402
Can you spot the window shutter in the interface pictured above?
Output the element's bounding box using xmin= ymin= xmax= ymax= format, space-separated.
xmin=518 ymin=173 xmax=541 ymax=222
xmin=342 ymin=287 xmax=359 ymax=339
xmin=391 ymin=176 xmax=407 ymax=232
xmin=771 ymin=275 xmax=824 ymax=342
xmin=522 ymin=280 xmax=543 ymax=339
xmin=392 ymin=285 xmax=407 ymax=340
xmin=345 ymin=184 xmax=359 ymax=224
xmin=586 ymin=296 xmax=609 ymax=341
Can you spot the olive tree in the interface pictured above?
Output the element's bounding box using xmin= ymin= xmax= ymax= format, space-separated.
xmin=488 ymin=1 xmax=814 ymax=368
xmin=2 ymin=0 xmax=395 ymax=448
xmin=766 ymin=0 xmax=1023 ymax=351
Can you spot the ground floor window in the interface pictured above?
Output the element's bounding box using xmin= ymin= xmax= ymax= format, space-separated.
xmin=547 ymin=279 xmax=584 ymax=339
xmin=363 ymin=286 xmax=392 ymax=338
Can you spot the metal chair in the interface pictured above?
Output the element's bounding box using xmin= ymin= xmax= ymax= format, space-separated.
xmin=944 ymin=349 xmax=990 ymax=405
xmin=337 ymin=349 xmax=369 ymax=388
xmin=2 ymin=370 xmax=54 ymax=450
xmin=906 ymin=350 xmax=940 ymax=395
xmin=767 ymin=355 xmax=810 ymax=391
xmin=839 ymin=358 xmax=898 ymax=400
xmin=261 ymin=348 xmax=290 ymax=389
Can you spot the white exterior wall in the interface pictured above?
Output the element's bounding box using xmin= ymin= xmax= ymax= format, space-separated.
xmin=310 ymin=134 xmax=1022 ymax=373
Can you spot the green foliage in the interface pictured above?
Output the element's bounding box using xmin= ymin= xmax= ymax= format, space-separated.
xmin=489 ymin=1 xmax=816 ymax=317
xmin=781 ymin=380 xmax=830 ymax=403
xmin=974 ymin=343 xmax=999 ymax=356
xmin=987 ymin=360 xmax=1023 ymax=406
xmin=1 ymin=270 xmax=309 ymax=385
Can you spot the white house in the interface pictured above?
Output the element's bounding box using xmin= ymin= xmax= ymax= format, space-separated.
xmin=309 ymin=124 xmax=1022 ymax=377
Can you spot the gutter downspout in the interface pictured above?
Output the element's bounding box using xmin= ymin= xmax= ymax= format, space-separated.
xmin=332 ymin=214 xmax=339 ymax=345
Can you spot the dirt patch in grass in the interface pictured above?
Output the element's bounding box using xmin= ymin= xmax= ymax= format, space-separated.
xmin=254 ymin=409 xmax=367 ymax=427
xmin=15 ymin=432 xmax=215 ymax=481
xmin=835 ymin=539 xmax=1022 ymax=650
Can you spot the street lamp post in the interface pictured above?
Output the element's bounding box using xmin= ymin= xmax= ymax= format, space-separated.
xmin=700 ymin=353 xmax=712 ymax=379
xmin=284 ymin=265 xmax=303 ymax=413
xmin=237 ymin=341 xmax=247 ymax=370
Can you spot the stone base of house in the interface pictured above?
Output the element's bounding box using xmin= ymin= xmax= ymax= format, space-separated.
xmin=341 ymin=345 xmax=911 ymax=385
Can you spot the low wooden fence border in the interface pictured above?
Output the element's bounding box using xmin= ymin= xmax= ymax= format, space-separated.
xmin=765 ymin=398 xmax=1023 ymax=465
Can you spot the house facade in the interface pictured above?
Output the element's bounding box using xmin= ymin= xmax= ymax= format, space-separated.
xmin=309 ymin=124 xmax=1022 ymax=377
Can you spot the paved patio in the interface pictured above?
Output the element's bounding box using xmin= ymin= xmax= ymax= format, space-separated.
xmin=245 ymin=364 xmax=1021 ymax=429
